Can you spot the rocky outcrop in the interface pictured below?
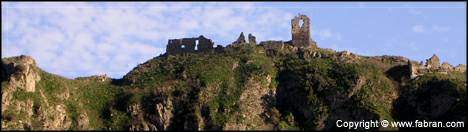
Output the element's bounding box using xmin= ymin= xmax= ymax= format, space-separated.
xmin=2 ymin=55 xmax=41 ymax=113
xmin=127 ymin=94 xmax=174 ymax=131
xmin=2 ymin=55 xmax=41 ymax=93
xmin=78 ymin=113 xmax=90 ymax=129
xmin=153 ymin=97 xmax=173 ymax=130
xmin=128 ymin=103 xmax=157 ymax=131
xmin=223 ymin=76 xmax=276 ymax=130
xmin=1 ymin=55 xmax=42 ymax=129
xmin=41 ymin=104 xmax=72 ymax=129
xmin=1 ymin=55 xmax=87 ymax=130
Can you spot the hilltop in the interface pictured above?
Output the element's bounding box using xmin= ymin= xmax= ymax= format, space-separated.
xmin=1 ymin=14 xmax=466 ymax=130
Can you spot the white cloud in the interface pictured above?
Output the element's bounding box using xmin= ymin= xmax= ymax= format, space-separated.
xmin=412 ymin=25 xmax=425 ymax=33
xmin=2 ymin=2 xmax=294 ymax=78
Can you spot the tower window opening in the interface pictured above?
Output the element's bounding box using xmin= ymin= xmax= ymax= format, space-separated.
xmin=195 ymin=40 xmax=199 ymax=50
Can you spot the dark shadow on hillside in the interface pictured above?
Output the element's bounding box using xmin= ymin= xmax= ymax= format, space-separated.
xmin=392 ymin=77 xmax=465 ymax=131
xmin=101 ymin=91 xmax=133 ymax=130
xmin=274 ymin=68 xmax=381 ymax=130
xmin=385 ymin=65 xmax=410 ymax=83
xmin=110 ymin=78 xmax=127 ymax=86
xmin=167 ymin=77 xmax=202 ymax=130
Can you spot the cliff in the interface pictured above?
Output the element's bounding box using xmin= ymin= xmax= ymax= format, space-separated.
xmin=1 ymin=43 xmax=465 ymax=130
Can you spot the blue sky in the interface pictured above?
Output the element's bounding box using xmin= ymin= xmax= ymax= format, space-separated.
xmin=2 ymin=2 xmax=466 ymax=79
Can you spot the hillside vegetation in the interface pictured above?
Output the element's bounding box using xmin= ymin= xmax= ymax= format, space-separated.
xmin=1 ymin=43 xmax=466 ymax=130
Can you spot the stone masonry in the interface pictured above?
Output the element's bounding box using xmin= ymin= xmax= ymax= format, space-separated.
xmin=291 ymin=14 xmax=317 ymax=48
xmin=166 ymin=35 xmax=215 ymax=55
xmin=408 ymin=54 xmax=465 ymax=79
xmin=165 ymin=14 xmax=318 ymax=55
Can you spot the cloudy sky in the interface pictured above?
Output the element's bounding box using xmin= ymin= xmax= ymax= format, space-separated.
xmin=2 ymin=2 xmax=466 ymax=79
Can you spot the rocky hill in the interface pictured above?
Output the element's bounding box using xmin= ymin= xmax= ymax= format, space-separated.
xmin=1 ymin=14 xmax=466 ymax=131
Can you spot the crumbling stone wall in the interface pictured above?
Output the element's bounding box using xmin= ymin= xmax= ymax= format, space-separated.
xmin=259 ymin=40 xmax=285 ymax=50
xmin=259 ymin=40 xmax=286 ymax=57
xmin=454 ymin=64 xmax=466 ymax=72
xmin=232 ymin=32 xmax=246 ymax=45
xmin=197 ymin=35 xmax=214 ymax=52
xmin=425 ymin=54 xmax=440 ymax=69
xmin=408 ymin=54 xmax=464 ymax=79
xmin=291 ymin=14 xmax=316 ymax=48
xmin=215 ymin=45 xmax=224 ymax=53
xmin=166 ymin=35 xmax=215 ymax=55
xmin=166 ymin=14 xmax=320 ymax=56
xmin=248 ymin=33 xmax=256 ymax=44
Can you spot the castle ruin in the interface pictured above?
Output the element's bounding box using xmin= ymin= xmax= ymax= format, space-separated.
xmin=291 ymin=14 xmax=317 ymax=48
xmin=166 ymin=35 xmax=216 ymax=55
xmin=408 ymin=54 xmax=466 ymax=79
xmin=165 ymin=14 xmax=317 ymax=55
xmin=161 ymin=14 xmax=464 ymax=79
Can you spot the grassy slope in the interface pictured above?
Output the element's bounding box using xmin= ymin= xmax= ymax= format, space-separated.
xmin=2 ymin=44 xmax=465 ymax=130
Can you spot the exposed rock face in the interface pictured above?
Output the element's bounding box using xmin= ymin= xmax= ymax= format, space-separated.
xmin=248 ymin=33 xmax=257 ymax=44
xmin=1 ymin=55 xmax=87 ymax=130
xmin=154 ymin=97 xmax=173 ymax=130
xmin=232 ymin=32 xmax=247 ymax=45
xmin=224 ymin=77 xmax=275 ymax=130
xmin=41 ymin=104 xmax=72 ymax=129
xmin=2 ymin=55 xmax=41 ymax=113
xmin=128 ymin=103 xmax=157 ymax=131
xmin=78 ymin=113 xmax=90 ymax=129
xmin=2 ymin=55 xmax=40 ymax=93
xmin=127 ymin=95 xmax=173 ymax=131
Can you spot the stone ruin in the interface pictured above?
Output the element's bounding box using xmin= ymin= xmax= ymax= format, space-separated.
xmin=75 ymin=74 xmax=109 ymax=82
xmin=165 ymin=14 xmax=317 ymax=55
xmin=231 ymin=32 xmax=257 ymax=45
xmin=336 ymin=50 xmax=361 ymax=63
xmin=259 ymin=14 xmax=317 ymax=51
xmin=408 ymin=54 xmax=466 ymax=79
xmin=248 ymin=33 xmax=256 ymax=44
xmin=291 ymin=14 xmax=317 ymax=48
xmin=166 ymin=35 xmax=218 ymax=55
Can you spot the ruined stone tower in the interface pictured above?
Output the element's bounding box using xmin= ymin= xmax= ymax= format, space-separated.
xmin=291 ymin=14 xmax=316 ymax=48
